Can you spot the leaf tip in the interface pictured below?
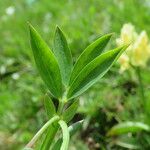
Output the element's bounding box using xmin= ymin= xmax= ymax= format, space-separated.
xmin=55 ymin=25 xmax=62 ymax=32
xmin=121 ymin=44 xmax=130 ymax=53
xmin=28 ymin=22 xmax=34 ymax=31
xmin=108 ymin=32 xmax=114 ymax=37
xmin=28 ymin=23 xmax=37 ymax=38
xmin=104 ymin=32 xmax=114 ymax=39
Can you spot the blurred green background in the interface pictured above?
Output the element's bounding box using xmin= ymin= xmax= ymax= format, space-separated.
xmin=1 ymin=0 xmax=150 ymax=149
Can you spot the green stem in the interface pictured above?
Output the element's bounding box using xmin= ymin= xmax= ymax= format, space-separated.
xmin=25 ymin=115 xmax=60 ymax=148
xmin=136 ymin=67 xmax=145 ymax=108
xmin=40 ymin=97 xmax=67 ymax=149
xmin=58 ymin=120 xmax=70 ymax=150
xmin=57 ymin=95 xmax=67 ymax=115
xmin=57 ymin=101 xmax=64 ymax=115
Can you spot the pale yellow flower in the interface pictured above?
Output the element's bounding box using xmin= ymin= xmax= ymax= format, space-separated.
xmin=116 ymin=23 xmax=137 ymax=45
xmin=116 ymin=23 xmax=150 ymax=72
xmin=118 ymin=54 xmax=130 ymax=73
xmin=132 ymin=31 xmax=150 ymax=67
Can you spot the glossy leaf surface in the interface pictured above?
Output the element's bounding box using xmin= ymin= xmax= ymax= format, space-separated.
xmin=67 ymin=46 xmax=127 ymax=99
xmin=44 ymin=94 xmax=56 ymax=119
xmin=29 ymin=24 xmax=62 ymax=98
xmin=62 ymin=100 xmax=79 ymax=122
xmin=69 ymin=33 xmax=113 ymax=84
xmin=53 ymin=26 xmax=73 ymax=86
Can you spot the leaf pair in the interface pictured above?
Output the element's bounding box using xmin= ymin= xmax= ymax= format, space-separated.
xmin=67 ymin=45 xmax=127 ymax=99
xmin=42 ymin=95 xmax=78 ymax=149
xmin=44 ymin=94 xmax=78 ymax=122
xmin=29 ymin=24 xmax=73 ymax=99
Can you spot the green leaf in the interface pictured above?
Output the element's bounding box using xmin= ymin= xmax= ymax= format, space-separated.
xmin=26 ymin=115 xmax=60 ymax=149
xmin=44 ymin=94 xmax=56 ymax=119
xmin=107 ymin=121 xmax=150 ymax=136
xmin=40 ymin=123 xmax=59 ymax=150
xmin=29 ymin=24 xmax=62 ymax=98
xmin=67 ymin=45 xmax=128 ymax=99
xmin=62 ymin=100 xmax=79 ymax=122
xmin=69 ymin=33 xmax=113 ymax=84
xmin=51 ymin=120 xmax=83 ymax=150
xmin=116 ymin=140 xmax=140 ymax=149
xmin=58 ymin=120 xmax=70 ymax=150
xmin=68 ymin=120 xmax=83 ymax=136
xmin=53 ymin=26 xmax=73 ymax=86
xmin=51 ymin=140 xmax=62 ymax=150
xmin=115 ymin=136 xmax=141 ymax=149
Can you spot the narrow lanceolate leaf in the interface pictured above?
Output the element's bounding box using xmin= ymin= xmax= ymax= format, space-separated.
xmin=116 ymin=141 xmax=140 ymax=149
xmin=107 ymin=121 xmax=150 ymax=136
xmin=115 ymin=136 xmax=140 ymax=149
xmin=44 ymin=94 xmax=56 ymax=119
xmin=25 ymin=115 xmax=60 ymax=149
xmin=40 ymin=123 xmax=59 ymax=150
xmin=68 ymin=120 xmax=83 ymax=136
xmin=69 ymin=33 xmax=113 ymax=84
xmin=53 ymin=26 xmax=73 ymax=86
xmin=29 ymin=24 xmax=62 ymax=98
xmin=115 ymin=140 xmax=141 ymax=150
xmin=67 ymin=45 xmax=128 ymax=99
xmin=62 ymin=100 xmax=79 ymax=122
